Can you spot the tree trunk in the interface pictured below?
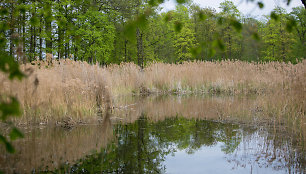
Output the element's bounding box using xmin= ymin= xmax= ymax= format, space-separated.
xmin=30 ymin=26 xmax=33 ymax=61
xmin=124 ymin=39 xmax=128 ymax=62
xmin=9 ymin=4 xmax=14 ymax=57
xmin=22 ymin=10 xmax=26 ymax=64
xmin=33 ymin=26 xmax=36 ymax=60
xmin=45 ymin=9 xmax=52 ymax=55
xmin=39 ymin=18 xmax=43 ymax=60
xmin=65 ymin=4 xmax=68 ymax=59
xmin=58 ymin=25 xmax=62 ymax=59
xmin=136 ymin=28 xmax=144 ymax=68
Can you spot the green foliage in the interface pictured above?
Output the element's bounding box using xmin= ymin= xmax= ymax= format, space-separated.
xmin=0 ymin=97 xmax=21 ymax=121
xmin=174 ymin=21 xmax=183 ymax=32
xmin=261 ymin=7 xmax=297 ymax=61
xmin=0 ymin=135 xmax=15 ymax=153
xmin=0 ymin=1 xmax=25 ymax=155
xmin=258 ymin=2 xmax=264 ymax=9
xmin=0 ymin=53 xmax=25 ymax=80
xmin=213 ymin=39 xmax=225 ymax=51
xmin=230 ymin=19 xmax=242 ymax=32
xmin=2 ymin=0 xmax=304 ymax=66
xmin=74 ymin=9 xmax=115 ymax=63
xmin=271 ymin=11 xmax=280 ymax=21
xmin=9 ymin=127 xmax=24 ymax=141
xmin=0 ymin=85 xmax=24 ymax=154
xmin=286 ymin=17 xmax=297 ymax=32
xmin=148 ymin=0 xmax=164 ymax=6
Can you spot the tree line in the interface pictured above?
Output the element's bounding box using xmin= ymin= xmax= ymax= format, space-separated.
xmin=1 ymin=0 xmax=305 ymax=67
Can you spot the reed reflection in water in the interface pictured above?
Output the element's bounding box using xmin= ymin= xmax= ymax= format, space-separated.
xmin=0 ymin=95 xmax=305 ymax=173
xmin=0 ymin=112 xmax=113 ymax=174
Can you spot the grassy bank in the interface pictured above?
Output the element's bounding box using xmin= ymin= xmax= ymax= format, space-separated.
xmin=0 ymin=59 xmax=305 ymax=125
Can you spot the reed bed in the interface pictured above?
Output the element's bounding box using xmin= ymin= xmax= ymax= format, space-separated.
xmin=108 ymin=60 xmax=305 ymax=96
xmin=0 ymin=59 xmax=305 ymax=125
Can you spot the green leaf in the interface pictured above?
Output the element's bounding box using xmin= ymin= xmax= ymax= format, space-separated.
xmin=217 ymin=40 xmax=225 ymax=51
xmin=149 ymin=0 xmax=164 ymax=6
xmin=164 ymin=12 xmax=173 ymax=22
xmin=0 ymin=8 xmax=9 ymax=16
xmin=18 ymin=5 xmax=26 ymax=14
xmin=0 ymin=135 xmax=15 ymax=153
xmin=286 ymin=18 xmax=296 ymax=32
xmin=123 ymin=22 xmax=136 ymax=41
xmin=208 ymin=48 xmax=216 ymax=57
xmin=5 ymin=141 xmax=15 ymax=153
xmin=9 ymin=128 xmax=24 ymax=141
xmin=0 ymin=97 xmax=22 ymax=121
xmin=217 ymin=17 xmax=224 ymax=25
xmin=176 ymin=0 xmax=187 ymax=4
xmin=174 ymin=21 xmax=183 ymax=33
xmin=0 ymin=23 xmax=9 ymax=31
xmin=190 ymin=46 xmax=202 ymax=57
xmin=252 ymin=32 xmax=260 ymax=41
xmin=213 ymin=39 xmax=225 ymax=51
xmin=198 ymin=11 xmax=207 ymax=21
xmin=270 ymin=12 xmax=279 ymax=21
xmin=30 ymin=16 xmax=39 ymax=26
xmin=230 ymin=19 xmax=242 ymax=32
xmin=257 ymin=2 xmax=264 ymax=9
xmin=136 ymin=14 xmax=147 ymax=28
xmin=0 ymin=53 xmax=25 ymax=80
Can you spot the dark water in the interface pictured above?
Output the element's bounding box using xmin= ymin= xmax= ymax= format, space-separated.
xmin=0 ymin=96 xmax=305 ymax=173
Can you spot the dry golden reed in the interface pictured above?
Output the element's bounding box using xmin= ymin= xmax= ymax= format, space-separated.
xmin=0 ymin=59 xmax=304 ymax=125
xmin=0 ymin=59 xmax=111 ymax=125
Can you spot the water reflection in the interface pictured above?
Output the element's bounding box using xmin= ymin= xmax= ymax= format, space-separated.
xmin=0 ymin=95 xmax=305 ymax=173
xmin=0 ymin=113 xmax=113 ymax=173
xmin=53 ymin=116 xmax=304 ymax=173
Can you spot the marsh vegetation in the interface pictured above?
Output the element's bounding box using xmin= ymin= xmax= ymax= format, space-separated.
xmin=0 ymin=59 xmax=305 ymax=173
xmin=0 ymin=0 xmax=305 ymax=173
xmin=0 ymin=59 xmax=304 ymax=126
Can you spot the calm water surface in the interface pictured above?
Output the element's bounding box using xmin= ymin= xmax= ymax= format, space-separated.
xmin=0 ymin=95 xmax=305 ymax=173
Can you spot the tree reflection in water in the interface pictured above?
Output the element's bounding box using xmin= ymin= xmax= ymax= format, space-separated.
xmin=0 ymin=96 xmax=304 ymax=173
xmin=53 ymin=115 xmax=304 ymax=174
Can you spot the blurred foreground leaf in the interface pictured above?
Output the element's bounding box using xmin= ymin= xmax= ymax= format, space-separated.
xmin=0 ymin=53 xmax=25 ymax=80
xmin=286 ymin=17 xmax=297 ymax=32
xmin=9 ymin=127 xmax=24 ymax=141
xmin=0 ymin=97 xmax=22 ymax=121
xmin=270 ymin=11 xmax=279 ymax=21
xmin=252 ymin=32 xmax=260 ymax=41
xmin=0 ymin=135 xmax=15 ymax=153
xmin=258 ymin=2 xmax=264 ymax=9
xmin=174 ymin=21 xmax=183 ymax=32
xmin=230 ymin=19 xmax=242 ymax=32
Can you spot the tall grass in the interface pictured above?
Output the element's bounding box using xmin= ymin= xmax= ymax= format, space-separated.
xmin=1 ymin=59 xmax=111 ymax=125
xmin=0 ymin=59 xmax=304 ymax=125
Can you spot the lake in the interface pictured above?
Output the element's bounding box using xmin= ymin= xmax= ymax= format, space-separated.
xmin=0 ymin=95 xmax=305 ymax=173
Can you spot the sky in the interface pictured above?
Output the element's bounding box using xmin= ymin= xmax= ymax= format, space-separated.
xmin=160 ymin=0 xmax=304 ymax=18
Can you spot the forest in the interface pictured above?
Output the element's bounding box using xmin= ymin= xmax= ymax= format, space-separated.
xmin=0 ymin=1 xmax=306 ymax=173
xmin=1 ymin=0 xmax=305 ymax=67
